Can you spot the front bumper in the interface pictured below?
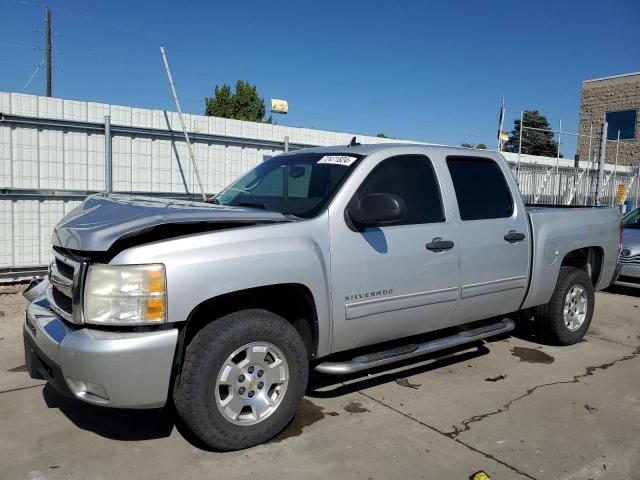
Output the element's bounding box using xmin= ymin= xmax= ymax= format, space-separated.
xmin=24 ymin=295 xmax=178 ymax=408
xmin=614 ymin=263 xmax=640 ymax=288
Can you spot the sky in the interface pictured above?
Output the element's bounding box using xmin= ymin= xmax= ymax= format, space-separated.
xmin=1 ymin=0 xmax=639 ymax=157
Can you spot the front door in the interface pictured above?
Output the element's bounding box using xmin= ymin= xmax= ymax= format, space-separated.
xmin=329 ymin=153 xmax=460 ymax=353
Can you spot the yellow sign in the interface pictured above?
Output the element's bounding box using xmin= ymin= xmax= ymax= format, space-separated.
xmin=616 ymin=184 xmax=625 ymax=204
xmin=271 ymin=98 xmax=289 ymax=114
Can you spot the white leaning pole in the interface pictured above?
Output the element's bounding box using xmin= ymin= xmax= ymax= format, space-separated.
xmin=160 ymin=47 xmax=207 ymax=202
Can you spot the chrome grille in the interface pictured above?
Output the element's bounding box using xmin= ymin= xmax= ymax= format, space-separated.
xmin=46 ymin=248 xmax=86 ymax=324
xmin=619 ymin=253 xmax=640 ymax=265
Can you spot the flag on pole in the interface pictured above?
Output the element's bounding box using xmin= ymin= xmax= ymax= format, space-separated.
xmin=497 ymin=98 xmax=506 ymax=151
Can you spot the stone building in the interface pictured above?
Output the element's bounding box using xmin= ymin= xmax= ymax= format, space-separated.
xmin=577 ymin=72 xmax=640 ymax=166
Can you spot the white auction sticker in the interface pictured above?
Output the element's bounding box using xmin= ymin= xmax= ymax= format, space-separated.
xmin=317 ymin=155 xmax=358 ymax=166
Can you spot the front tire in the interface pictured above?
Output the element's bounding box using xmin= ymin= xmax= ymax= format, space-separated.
xmin=174 ymin=309 xmax=309 ymax=451
xmin=535 ymin=266 xmax=595 ymax=345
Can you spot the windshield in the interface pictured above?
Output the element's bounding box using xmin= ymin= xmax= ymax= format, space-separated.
xmin=214 ymin=152 xmax=364 ymax=218
xmin=622 ymin=207 xmax=640 ymax=229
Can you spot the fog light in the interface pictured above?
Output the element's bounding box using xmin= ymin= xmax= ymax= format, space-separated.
xmin=67 ymin=379 xmax=110 ymax=401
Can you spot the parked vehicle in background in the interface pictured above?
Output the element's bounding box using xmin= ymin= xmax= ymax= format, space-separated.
xmin=615 ymin=207 xmax=640 ymax=288
xmin=23 ymin=144 xmax=621 ymax=451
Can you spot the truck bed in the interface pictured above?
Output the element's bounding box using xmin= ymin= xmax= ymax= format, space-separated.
xmin=520 ymin=205 xmax=621 ymax=309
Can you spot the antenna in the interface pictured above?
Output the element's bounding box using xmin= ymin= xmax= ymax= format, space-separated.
xmin=159 ymin=47 xmax=207 ymax=202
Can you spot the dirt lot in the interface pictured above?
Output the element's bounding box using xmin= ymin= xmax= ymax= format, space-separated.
xmin=1 ymin=288 xmax=639 ymax=480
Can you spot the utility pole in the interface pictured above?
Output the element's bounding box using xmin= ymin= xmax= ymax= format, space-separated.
xmin=595 ymin=121 xmax=608 ymax=206
xmin=45 ymin=6 xmax=52 ymax=97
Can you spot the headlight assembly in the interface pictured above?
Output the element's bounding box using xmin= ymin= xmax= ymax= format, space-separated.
xmin=83 ymin=264 xmax=167 ymax=326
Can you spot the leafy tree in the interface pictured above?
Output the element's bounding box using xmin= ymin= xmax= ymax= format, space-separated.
xmin=205 ymin=80 xmax=271 ymax=123
xmin=503 ymin=110 xmax=559 ymax=157
xmin=377 ymin=133 xmax=388 ymax=138
xmin=205 ymin=84 xmax=233 ymax=118
xmin=461 ymin=142 xmax=487 ymax=149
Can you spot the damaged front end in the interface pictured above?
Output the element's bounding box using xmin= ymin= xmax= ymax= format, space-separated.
xmin=51 ymin=193 xmax=292 ymax=255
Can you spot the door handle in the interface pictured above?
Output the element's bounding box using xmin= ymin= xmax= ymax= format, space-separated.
xmin=504 ymin=230 xmax=526 ymax=243
xmin=426 ymin=237 xmax=455 ymax=252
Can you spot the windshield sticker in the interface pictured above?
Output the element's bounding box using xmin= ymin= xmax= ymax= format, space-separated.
xmin=317 ymin=155 xmax=358 ymax=166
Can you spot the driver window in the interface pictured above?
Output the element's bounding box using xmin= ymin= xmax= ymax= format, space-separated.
xmin=355 ymin=155 xmax=445 ymax=226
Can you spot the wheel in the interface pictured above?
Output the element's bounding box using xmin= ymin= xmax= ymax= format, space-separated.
xmin=535 ymin=266 xmax=595 ymax=345
xmin=174 ymin=309 xmax=309 ymax=451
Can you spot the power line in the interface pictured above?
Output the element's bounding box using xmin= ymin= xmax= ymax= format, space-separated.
xmin=0 ymin=42 xmax=36 ymax=49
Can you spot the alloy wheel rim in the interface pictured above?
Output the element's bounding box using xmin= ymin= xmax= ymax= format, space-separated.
xmin=214 ymin=341 xmax=289 ymax=426
xmin=563 ymin=284 xmax=587 ymax=331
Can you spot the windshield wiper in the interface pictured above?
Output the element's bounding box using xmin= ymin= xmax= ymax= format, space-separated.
xmin=232 ymin=201 xmax=268 ymax=210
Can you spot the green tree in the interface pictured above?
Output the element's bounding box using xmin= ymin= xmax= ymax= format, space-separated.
xmin=503 ymin=110 xmax=559 ymax=157
xmin=377 ymin=133 xmax=388 ymax=138
xmin=205 ymin=80 xmax=271 ymax=123
xmin=205 ymin=84 xmax=233 ymax=118
xmin=461 ymin=142 xmax=487 ymax=149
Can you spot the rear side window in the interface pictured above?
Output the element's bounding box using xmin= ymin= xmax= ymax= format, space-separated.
xmin=446 ymin=157 xmax=513 ymax=220
xmin=355 ymin=155 xmax=445 ymax=225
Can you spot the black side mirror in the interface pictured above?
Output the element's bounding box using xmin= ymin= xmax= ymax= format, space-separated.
xmin=348 ymin=193 xmax=406 ymax=226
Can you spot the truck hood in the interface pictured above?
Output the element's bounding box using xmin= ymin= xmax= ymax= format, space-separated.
xmin=52 ymin=193 xmax=290 ymax=252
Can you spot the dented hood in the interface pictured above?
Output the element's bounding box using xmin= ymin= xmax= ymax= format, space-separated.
xmin=52 ymin=193 xmax=289 ymax=252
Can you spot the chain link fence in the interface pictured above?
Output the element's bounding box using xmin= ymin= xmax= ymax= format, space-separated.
xmin=511 ymin=162 xmax=639 ymax=207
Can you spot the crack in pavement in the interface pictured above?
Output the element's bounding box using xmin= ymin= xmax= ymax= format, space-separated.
xmin=0 ymin=383 xmax=45 ymax=395
xmin=586 ymin=334 xmax=639 ymax=349
xmin=356 ymin=390 xmax=538 ymax=480
xmin=445 ymin=346 xmax=640 ymax=439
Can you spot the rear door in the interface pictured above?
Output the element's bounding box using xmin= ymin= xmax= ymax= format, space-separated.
xmin=444 ymin=155 xmax=530 ymax=325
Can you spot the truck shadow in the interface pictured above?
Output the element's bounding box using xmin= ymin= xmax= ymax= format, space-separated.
xmin=42 ymin=385 xmax=175 ymax=441
xmin=40 ymin=339 xmax=501 ymax=450
xmin=604 ymin=284 xmax=640 ymax=297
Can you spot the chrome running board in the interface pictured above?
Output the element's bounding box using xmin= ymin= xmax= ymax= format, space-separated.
xmin=315 ymin=318 xmax=515 ymax=375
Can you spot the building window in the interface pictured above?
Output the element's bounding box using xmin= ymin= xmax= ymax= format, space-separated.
xmin=605 ymin=109 xmax=637 ymax=140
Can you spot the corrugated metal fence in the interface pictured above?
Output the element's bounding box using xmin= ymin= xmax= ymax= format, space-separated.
xmin=0 ymin=92 xmax=407 ymax=277
xmin=1 ymin=92 xmax=638 ymax=279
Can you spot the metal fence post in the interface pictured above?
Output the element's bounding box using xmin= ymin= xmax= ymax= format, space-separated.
xmin=595 ymin=122 xmax=607 ymax=206
xmin=555 ymin=118 xmax=562 ymax=203
xmin=635 ymin=166 xmax=640 ymax=209
xmin=611 ymin=130 xmax=620 ymax=206
xmin=104 ymin=115 xmax=112 ymax=193
xmin=516 ymin=111 xmax=523 ymax=181
xmin=284 ymin=136 xmax=289 ymax=153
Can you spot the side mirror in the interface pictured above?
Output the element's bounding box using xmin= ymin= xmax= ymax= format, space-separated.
xmin=348 ymin=193 xmax=406 ymax=227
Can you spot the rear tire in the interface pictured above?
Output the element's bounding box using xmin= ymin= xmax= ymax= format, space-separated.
xmin=535 ymin=266 xmax=594 ymax=345
xmin=174 ymin=309 xmax=308 ymax=451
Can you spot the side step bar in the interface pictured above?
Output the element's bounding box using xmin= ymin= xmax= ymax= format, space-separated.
xmin=315 ymin=318 xmax=515 ymax=375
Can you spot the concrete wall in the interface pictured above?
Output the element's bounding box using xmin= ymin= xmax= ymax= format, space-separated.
xmin=577 ymin=73 xmax=640 ymax=166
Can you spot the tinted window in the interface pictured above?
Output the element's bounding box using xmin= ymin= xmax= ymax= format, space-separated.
xmin=354 ymin=155 xmax=445 ymax=225
xmin=606 ymin=110 xmax=637 ymax=140
xmin=447 ymin=157 xmax=513 ymax=220
xmin=623 ymin=208 xmax=640 ymax=229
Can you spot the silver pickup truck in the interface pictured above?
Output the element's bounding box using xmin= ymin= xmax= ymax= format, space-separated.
xmin=23 ymin=143 xmax=621 ymax=450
